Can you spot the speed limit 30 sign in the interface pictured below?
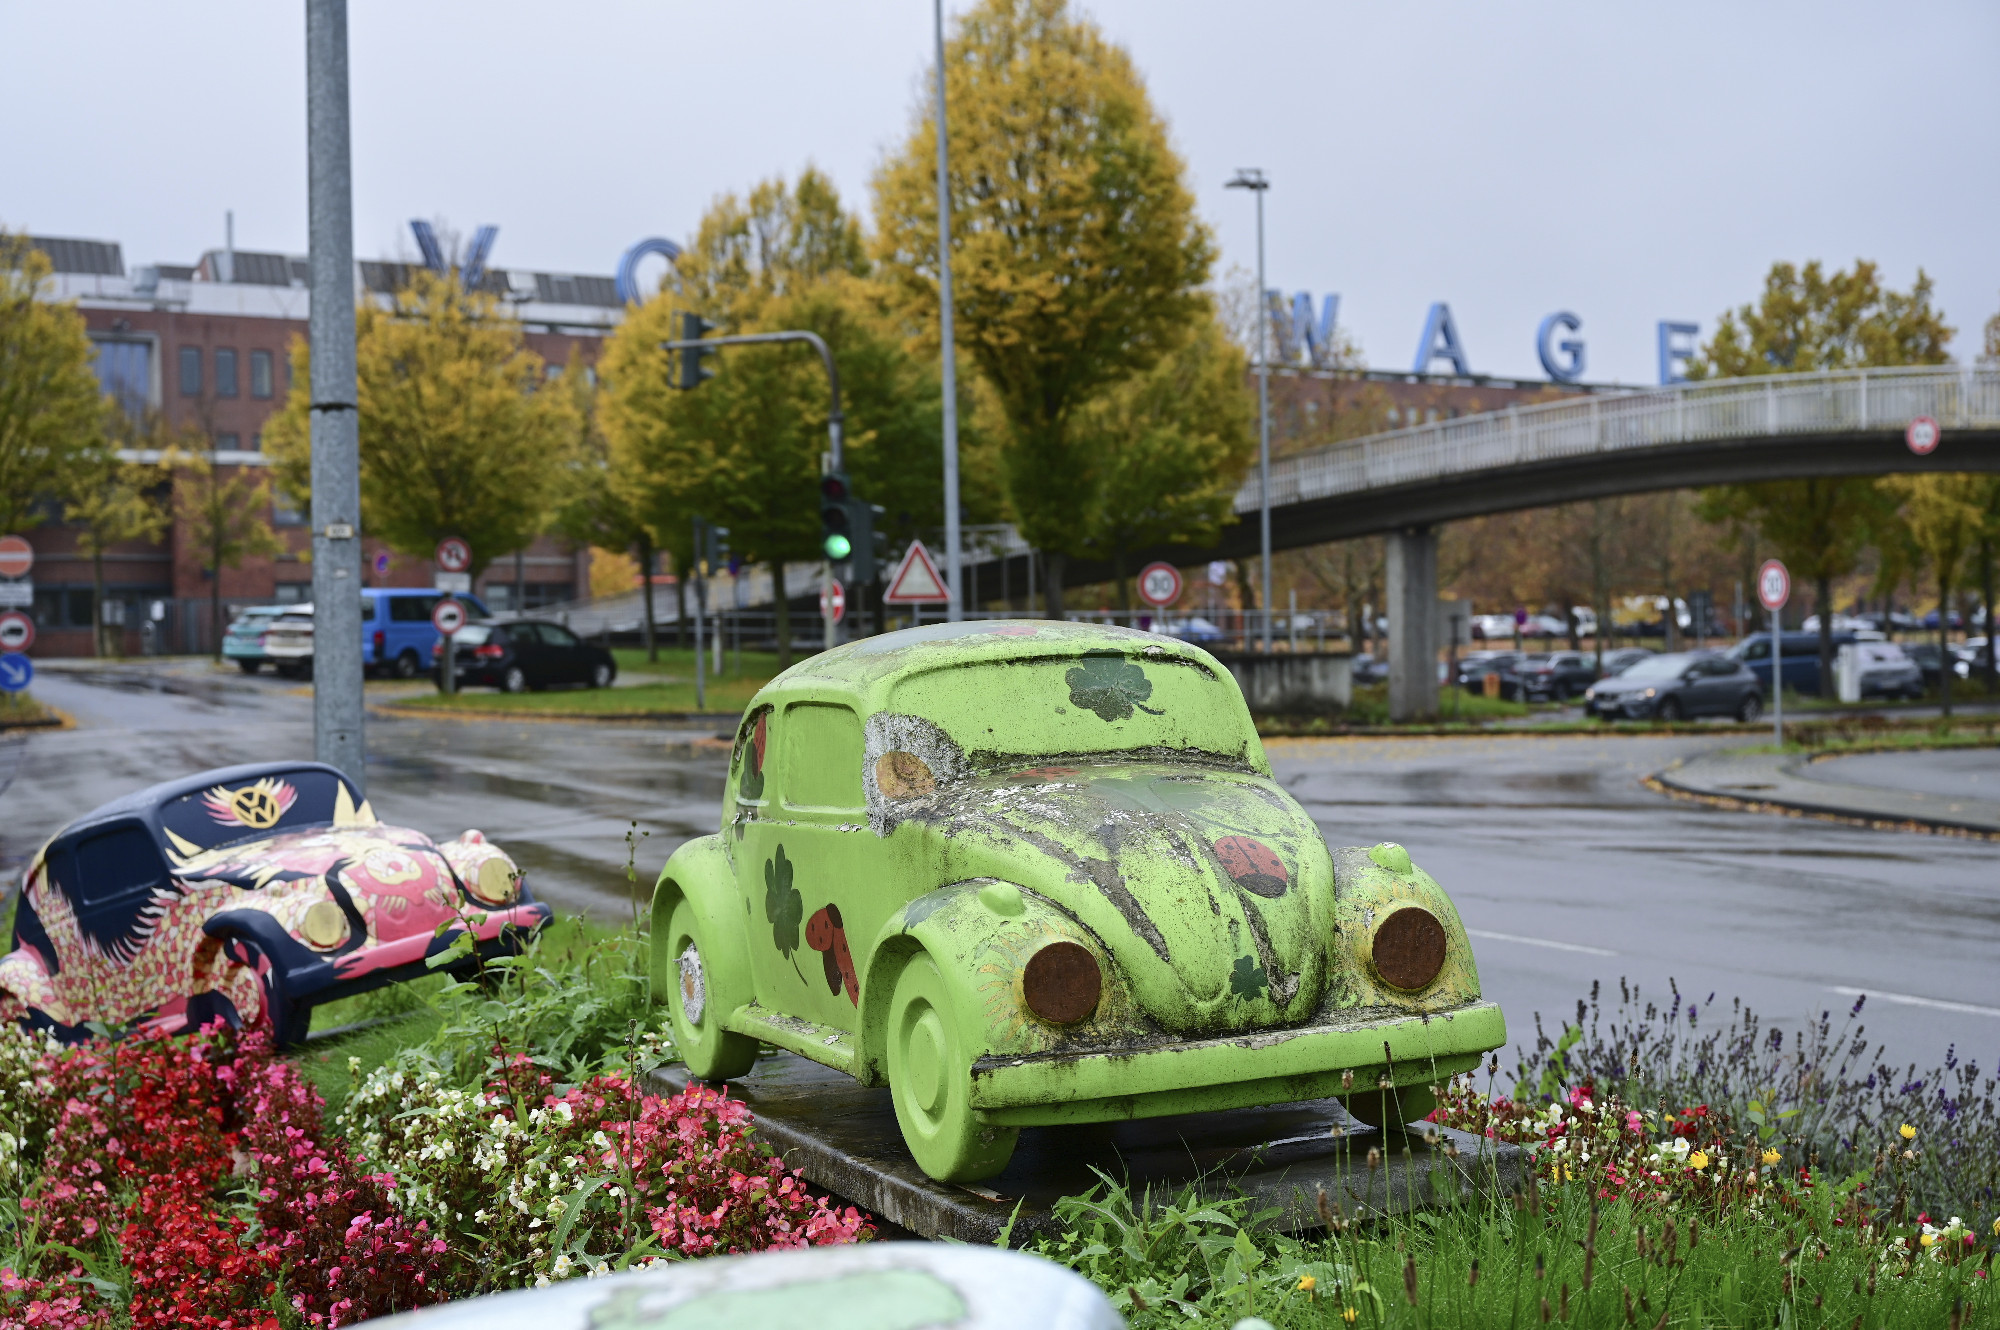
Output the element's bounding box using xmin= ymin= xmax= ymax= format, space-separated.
xmin=1756 ymin=559 xmax=1790 ymax=613
xmin=1136 ymin=562 xmax=1183 ymax=608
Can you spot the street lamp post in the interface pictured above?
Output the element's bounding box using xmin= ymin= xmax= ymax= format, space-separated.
xmin=934 ymin=0 xmax=962 ymax=623
xmin=1226 ymin=168 xmax=1272 ymax=653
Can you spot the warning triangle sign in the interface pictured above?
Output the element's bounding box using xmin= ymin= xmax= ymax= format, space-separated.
xmin=883 ymin=539 xmax=950 ymax=604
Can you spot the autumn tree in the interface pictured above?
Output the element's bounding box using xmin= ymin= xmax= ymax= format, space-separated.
xmin=166 ymin=439 xmax=282 ymax=658
xmin=1689 ymin=259 xmax=1952 ymax=693
xmin=873 ymin=0 xmax=1213 ymax=614
xmin=0 ymin=234 xmax=104 ymax=535
xmin=546 ymin=355 xmax=668 ymax=656
xmin=1881 ymin=474 xmax=1990 ymax=716
xmin=1069 ymin=312 xmax=1253 ymax=606
xmin=266 ymin=269 xmax=579 ymax=580
xmin=604 ymin=172 xmax=993 ymax=668
xmin=65 ymin=426 xmax=167 ymax=657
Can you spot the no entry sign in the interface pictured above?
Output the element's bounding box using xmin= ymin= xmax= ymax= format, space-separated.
xmin=0 ymin=537 xmax=33 ymax=580
xmin=435 ymin=536 xmax=472 ymax=573
xmin=1905 ymin=416 xmax=1940 ymax=456
xmin=1136 ymin=562 xmax=1183 ymax=609
xmin=1757 ymin=559 xmax=1791 ymax=613
xmin=430 ymin=597 xmax=468 ymax=635
xmin=820 ymin=579 xmax=846 ymax=625
xmin=0 ymin=612 xmax=32 ymax=653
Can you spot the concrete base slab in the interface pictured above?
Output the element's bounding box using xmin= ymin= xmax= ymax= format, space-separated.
xmin=651 ymin=1052 xmax=1526 ymax=1244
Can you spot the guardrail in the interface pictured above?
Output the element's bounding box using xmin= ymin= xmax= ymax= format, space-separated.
xmin=1243 ymin=364 xmax=2000 ymax=513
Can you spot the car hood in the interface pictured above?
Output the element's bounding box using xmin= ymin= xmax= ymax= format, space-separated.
xmin=892 ymin=760 xmax=1332 ymax=1036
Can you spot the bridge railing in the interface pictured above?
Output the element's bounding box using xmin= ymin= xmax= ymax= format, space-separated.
xmin=1247 ymin=364 xmax=2000 ymax=512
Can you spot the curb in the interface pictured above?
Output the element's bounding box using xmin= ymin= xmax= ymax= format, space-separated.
xmin=370 ymin=702 xmax=739 ymax=728
xmin=1646 ymin=761 xmax=2000 ymax=841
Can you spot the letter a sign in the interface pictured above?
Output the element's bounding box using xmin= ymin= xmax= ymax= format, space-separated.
xmin=883 ymin=539 xmax=950 ymax=604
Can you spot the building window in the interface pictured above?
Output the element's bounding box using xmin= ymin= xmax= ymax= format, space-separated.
xmin=179 ymin=346 xmax=203 ymax=397
xmin=274 ymin=582 xmax=309 ymax=604
xmin=216 ymin=348 xmax=239 ymax=397
xmin=217 ymin=433 xmax=241 ymax=451
xmin=250 ymin=350 xmax=274 ymax=398
xmin=251 ymin=431 xmax=262 ymax=451
xmin=273 ymin=496 xmax=305 ymax=526
xmin=90 ymin=339 xmax=152 ymax=419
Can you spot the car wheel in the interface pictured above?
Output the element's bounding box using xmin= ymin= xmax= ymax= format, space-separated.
xmin=1655 ymin=697 xmax=1682 ymax=723
xmin=1736 ymin=692 xmax=1763 ymax=724
xmin=887 ymin=952 xmax=1019 ymax=1182
xmin=1341 ymin=1083 xmax=1440 ymax=1134
xmin=394 ymin=650 xmax=421 ymax=680
xmin=662 ymin=896 xmax=759 ymax=1081
xmin=502 ymin=666 xmax=527 ymax=694
xmin=220 ymin=935 xmax=310 ymax=1047
xmin=236 ymin=659 xmax=261 ymax=674
xmin=590 ymin=662 xmax=614 ymax=689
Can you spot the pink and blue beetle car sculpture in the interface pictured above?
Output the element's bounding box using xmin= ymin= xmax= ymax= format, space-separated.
xmin=0 ymin=761 xmax=550 ymax=1045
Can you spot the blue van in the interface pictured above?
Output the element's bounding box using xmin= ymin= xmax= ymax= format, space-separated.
xmin=363 ymin=588 xmax=491 ymax=678
xmin=1726 ymin=630 xmax=1855 ymax=696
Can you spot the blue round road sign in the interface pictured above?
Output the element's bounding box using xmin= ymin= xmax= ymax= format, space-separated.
xmin=0 ymin=653 xmax=31 ymax=692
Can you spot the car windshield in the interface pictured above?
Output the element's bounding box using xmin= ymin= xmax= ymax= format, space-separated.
xmin=1620 ymin=653 xmax=1698 ymax=681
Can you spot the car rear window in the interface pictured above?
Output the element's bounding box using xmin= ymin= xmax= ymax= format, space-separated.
xmin=889 ymin=651 xmax=1257 ymax=768
xmin=453 ymin=625 xmax=495 ymax=646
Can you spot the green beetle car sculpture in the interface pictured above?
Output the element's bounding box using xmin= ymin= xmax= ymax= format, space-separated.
xmin=651 ymin=621 xmax=1504 ymax=1182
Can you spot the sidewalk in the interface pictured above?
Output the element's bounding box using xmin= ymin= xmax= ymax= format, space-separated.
xmin=1652 ymin=745 xmax=2000 ymax=836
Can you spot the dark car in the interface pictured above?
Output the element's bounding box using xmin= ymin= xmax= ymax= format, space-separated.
xmin=1456 ymin=650 xmax=1520 ymax=693
xmin=1507 ymin=651 xmax=1598 ymax=702
xmin=435 ymin=620 xmax=618 ymax=693
xmin=1906 ymin=642 xmax=1972 ymax=690
xmin=1584 ymin=651 xmax=1762 ymax=723
xmin=1352 ymin=652 xmax=1389 ymax=684
xmin=1598 ymin=647 xmax=1655 ymax=677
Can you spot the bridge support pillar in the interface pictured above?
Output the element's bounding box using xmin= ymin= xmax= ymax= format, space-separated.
xmin=1387 ymin=525 xmax=1439 ymax=723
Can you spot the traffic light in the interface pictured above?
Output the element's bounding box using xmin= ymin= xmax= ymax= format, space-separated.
xmin=701 ymin=523 xmax=730 ymax=576
xmin=676 ymin=312 xmax=716 ymax=390
xmin=820 ymin=472 xmax=853 ymax=562
xmin=847 ymin=501 xmax=883 ymax=586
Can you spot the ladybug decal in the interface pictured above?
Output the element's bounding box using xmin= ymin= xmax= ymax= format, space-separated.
xmin=805 ymin=903 xmax=859 ymax=1005
xmin=1213 ymin=836 xmax=1289 ymax=899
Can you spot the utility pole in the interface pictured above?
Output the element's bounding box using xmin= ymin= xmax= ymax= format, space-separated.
xmin=935 ymin=0 xmax=962 ymax=622
xmin=1226 ymin=168 xmax=1272 ymax=652
xmin=306 ymin=0 xmax=364 ymax=789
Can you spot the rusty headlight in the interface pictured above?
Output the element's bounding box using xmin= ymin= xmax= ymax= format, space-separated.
xmin=1022 ymin=941 xmax=1101 ymax=1025
xmin=1370 ymin=906 xmax=1447 ymax=991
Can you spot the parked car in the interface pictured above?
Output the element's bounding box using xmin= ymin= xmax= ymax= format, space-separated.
xmin=1164 ymin=616 xmax=1225 ymax=644
xmin=653 ymin=620 xmax=1503 ymax=1181
xmin=1848 ymin=642 xmax=1924 ymax=699
xmin=1352 ymin=652 xmax=1389 ymax=684
xmin=1906 ymin=642 xmax=1972 ymax=689
xmin=263 ymin=610 xmax=316 ymax=678
xmin=1584 ymin=651 xmax=1762 ymax=723
xmin=435 ymin=620 xmax=618 ymax=693
xmin=222 ymin=606 xmax=286 ymax=674
xmin=1456 ymin=650 xmax=1520 ymax=692
xmin=1726 ymin=631 xmax=1857 ymax=696
xmin=0 ymin=761 xmax=550 ymax=1045
xmin=1598 ymin=647 xmax=1655 ymax=676
xmin=1508 ymin=651 xmax=1598 ymax=702
xmin=365 ymin=587 xmax=493 ymax=679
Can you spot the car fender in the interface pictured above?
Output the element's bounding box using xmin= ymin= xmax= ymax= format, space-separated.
xmin=649 ymin=834 xmax=753 ymax=1018
xmin=854 ymin=880 xmax=1149 ymax=1088
xmin=1326 ymin=846 xmax=1483 ymax=1014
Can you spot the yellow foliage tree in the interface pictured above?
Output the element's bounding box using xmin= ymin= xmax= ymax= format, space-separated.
xmin=1880 ymin=473 xmax=1993 ymax=716
xmin=64 ymin=430 xmax=168 ymax=657
xmin=0 ymin=234 xmax=106 ymax=535
xmin=166 ymin=440 xmax=283 ymax=658
xmin=872 ymin=0 xmax=1213 ymax=613
xmin=265 ymin=269 xmax=579 ymax=581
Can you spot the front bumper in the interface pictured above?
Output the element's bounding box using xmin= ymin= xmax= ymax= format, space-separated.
xmin=968 ymin=1001 xmax=1504 ymax=1127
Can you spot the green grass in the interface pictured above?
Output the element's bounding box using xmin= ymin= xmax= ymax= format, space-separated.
xmin=389 ymin=645 xmax=798 ymax=717
xmin=1736 ymin=715 xmax=2000 ymax=757
xmin=0 ymin=691 xmax=59 ymax=726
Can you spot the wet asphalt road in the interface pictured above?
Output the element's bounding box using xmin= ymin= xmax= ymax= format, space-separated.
xmin=7 ymin=660 xmax=1995 ymax=1075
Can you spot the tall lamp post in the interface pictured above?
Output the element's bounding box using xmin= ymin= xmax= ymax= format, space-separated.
xmin=934 ymin=0 xmax=962 ymax=622
xmin=1226 ymin=168 xmax=1272 ymax=652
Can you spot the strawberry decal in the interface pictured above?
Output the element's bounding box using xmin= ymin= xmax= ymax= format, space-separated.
xmin=805 ymin=903 xmax=859 ymax=1005
xmin=1213 ymin=836 xmax=1289 ymax=899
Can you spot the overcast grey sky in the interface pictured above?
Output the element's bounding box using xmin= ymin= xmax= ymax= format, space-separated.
xmin=5 ymin=1 xmax=1995 ymax=384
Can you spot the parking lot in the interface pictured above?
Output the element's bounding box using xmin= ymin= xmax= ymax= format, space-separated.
xmin=6 ymin=657 xmax=1994 ymax=1076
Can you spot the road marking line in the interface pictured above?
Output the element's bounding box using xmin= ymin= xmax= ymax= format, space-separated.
xmin=1831 ymin=987 xmax=2000 ymax=1019
xmin=1465 ymin=928 xmax=1618 ymax=957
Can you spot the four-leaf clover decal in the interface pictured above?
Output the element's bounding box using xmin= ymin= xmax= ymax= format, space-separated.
xmin=1065 ymin=653 xmax=1162 ymax=722
xmin=764 ymin=844 xmax=802 ymax=957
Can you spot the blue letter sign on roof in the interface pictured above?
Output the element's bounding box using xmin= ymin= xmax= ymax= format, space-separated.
xmin=1412 ymin=302 xmax=1470 ymax=377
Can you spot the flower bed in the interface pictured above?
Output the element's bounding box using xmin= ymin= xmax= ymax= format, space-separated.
xmin=0 ymin=1021 xmax=869 ymax=1328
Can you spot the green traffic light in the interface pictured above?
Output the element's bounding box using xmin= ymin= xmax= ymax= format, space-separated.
xmin=824 ymin=533 xmax=853 ymax=560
